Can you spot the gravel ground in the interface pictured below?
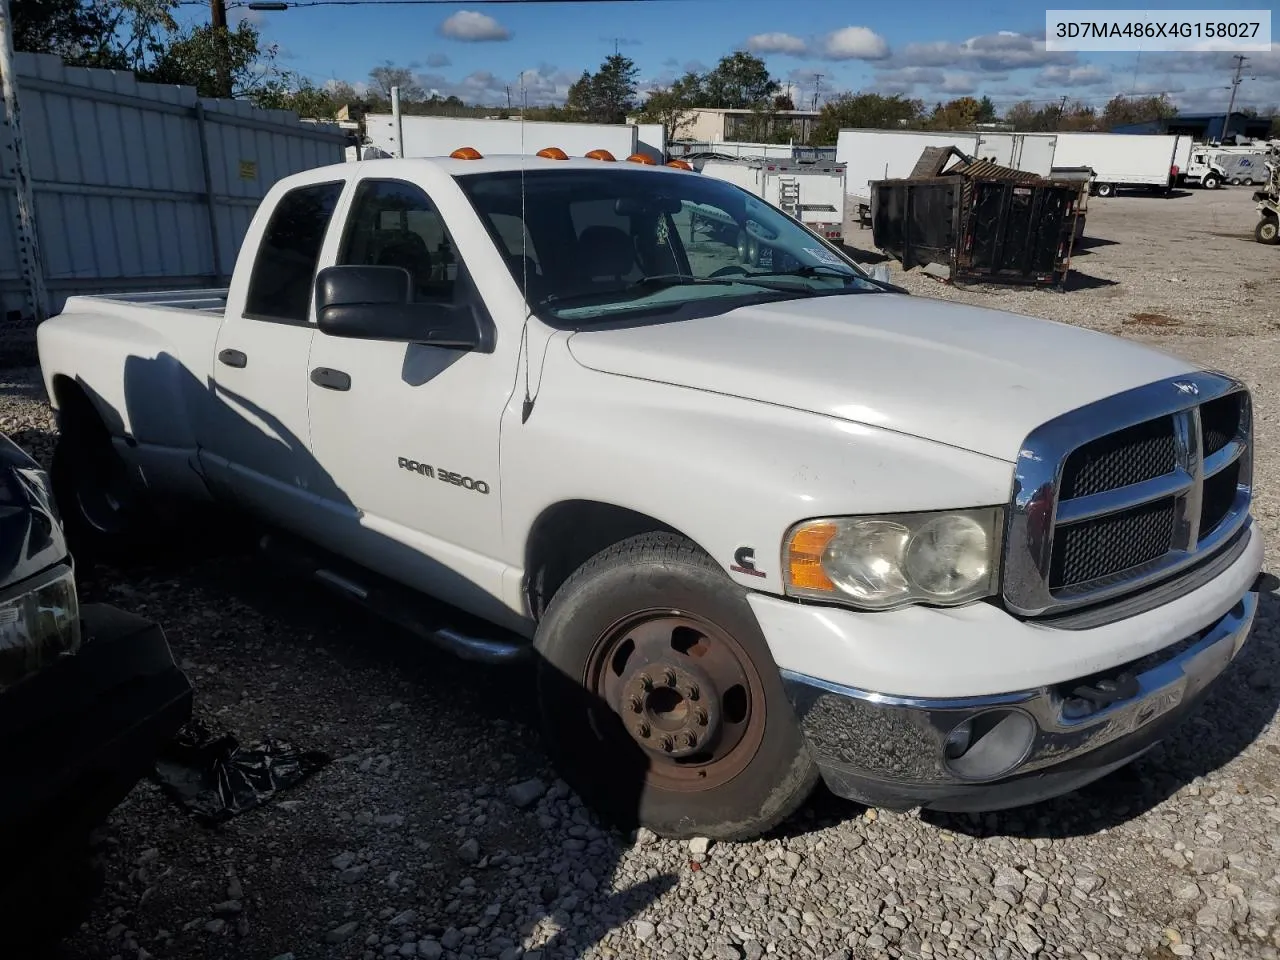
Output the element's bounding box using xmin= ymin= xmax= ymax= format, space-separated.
xmin=4 ymin=184 xmax=1280 ymax=960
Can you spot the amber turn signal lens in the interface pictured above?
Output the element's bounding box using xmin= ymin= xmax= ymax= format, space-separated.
xmin=450 ymin=147 xmax=483 ymax=160
xmin=786 ymin=522 xmax=838 ymax=592
xmin=585 ymin=148 xmax=617 ymax=161
xmin=536 ymin=146 xmax=568 ymax=160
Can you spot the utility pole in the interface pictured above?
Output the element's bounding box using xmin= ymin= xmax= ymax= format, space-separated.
xmin=1224 ymin=54 xmax=1248 ymax=141
xmin=811 ymin=74 xmax=823 ymax=111
xmin=1056 ymin=94 xmax=1068 ymax=130
xmin=210 ymin=0 xmax=232 ymax=99
xmin=0 ymin=0 xmax=48 ymax=322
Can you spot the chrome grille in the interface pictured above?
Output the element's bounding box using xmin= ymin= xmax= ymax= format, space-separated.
xmin=1003 ymin=372 xmax=1253 ymax=620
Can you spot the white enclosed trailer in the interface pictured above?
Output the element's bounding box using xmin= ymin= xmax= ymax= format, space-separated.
xmin=699 ymin=158 xmax=847 ymax=243
xmin=836 ymin=129 xmax=1057 ymax=201
xmin=1049 ymin=133 xmax=1179 ymax=197
xmin=365 ymin=114 xmax=638 ymax=160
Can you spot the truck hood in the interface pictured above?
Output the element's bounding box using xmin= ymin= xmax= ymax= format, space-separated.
xmin=565 ymin=292 xmax=1198 ymax=462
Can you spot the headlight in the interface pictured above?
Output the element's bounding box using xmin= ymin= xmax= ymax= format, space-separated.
xmin=783 ymin=508 xmax=1003 ymax=610
xmin=0 ymin=565 xmax=82 ymax=692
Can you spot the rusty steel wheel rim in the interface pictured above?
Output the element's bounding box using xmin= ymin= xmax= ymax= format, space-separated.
xmin=585 ymin=609 xmax=767 ymax=792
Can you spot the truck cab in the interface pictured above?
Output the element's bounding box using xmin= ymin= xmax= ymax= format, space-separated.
xmin=36 ymin=149 xmax=1263 ymax=841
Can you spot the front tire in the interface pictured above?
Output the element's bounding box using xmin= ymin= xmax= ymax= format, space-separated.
xmin=1202 ymin=174 xmax=1220 ymax=190
xmin=1256 ymin=215 xmax=1279 ymax=245
xmin=533 ymin=533 xmax=819 ymax=840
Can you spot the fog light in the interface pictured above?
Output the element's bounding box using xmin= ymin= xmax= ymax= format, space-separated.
xmin=941 ymin=709 xmax=1037 ymax=782
xmin=943 ymin=720 xmax=973 ymax=760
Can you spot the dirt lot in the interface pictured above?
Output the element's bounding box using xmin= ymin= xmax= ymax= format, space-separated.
xmin=4 ymin=183 xmax=1280 ymax=960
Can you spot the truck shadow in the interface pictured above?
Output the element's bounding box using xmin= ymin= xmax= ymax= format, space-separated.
xmin=48 ymin=351 xmax=677 ymax=959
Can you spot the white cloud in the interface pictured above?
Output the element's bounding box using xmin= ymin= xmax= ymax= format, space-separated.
xmin=438 ymin=10 xmax=511 ymax=42
xmin=414 ymin=65 xmax=577 ymax=106
xmin=1036 ymin=64 xmax=1111 ymax=88
xmin=746 ymin=32 xmax=808 ymax=56
xmin=873 ymin=67 xmax=994 ymax=97
xmin=821 ymin=26 xmax=890 ymax=61
xmin=898 ymin=31 xmax=1072 ymax=70
xmin=426 ymin=53 xmax=452 ymax=68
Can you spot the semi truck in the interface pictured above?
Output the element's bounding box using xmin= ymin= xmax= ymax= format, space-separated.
xmin=35 ymin=148 xmax=1262 ymax=841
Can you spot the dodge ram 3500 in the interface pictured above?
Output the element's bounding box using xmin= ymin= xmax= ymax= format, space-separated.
xmin=36 ymin=149 xmax=1262 ymax=840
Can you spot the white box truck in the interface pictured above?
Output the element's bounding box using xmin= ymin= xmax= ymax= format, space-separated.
xmin=366 ymin=114 xmax=639 ymax=161
xmin=1050 ymin=133 xmax=1179 ymax=197
xmin=699 ymin=158 xmax=847 ymax=244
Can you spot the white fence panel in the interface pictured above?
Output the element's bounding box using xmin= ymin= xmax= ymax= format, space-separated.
xmin=0 ymin=52 xmax=350 ymax=321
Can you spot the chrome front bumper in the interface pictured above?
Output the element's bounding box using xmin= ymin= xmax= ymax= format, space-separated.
xmin=780 ymin=589 xmax=1258 ymax=812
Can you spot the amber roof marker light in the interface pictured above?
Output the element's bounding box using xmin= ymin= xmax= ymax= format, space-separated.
xmin=585 ymin=149 xmax=617 ymax=161
xmin=536 ymin=146 xmax=569 ymax=160
xmin=666 ymin=159 xmax=694 ymax=171
xmin=627 ymin=153 xmax=657 ymax=165
xmin=450 ymin=147 xmax=483 ymax=160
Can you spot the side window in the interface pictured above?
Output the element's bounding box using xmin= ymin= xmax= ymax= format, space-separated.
xmin=244 ymin=181 xmax=343 ymax=323
xmin=338 ymin=179 xmax=457 ymax=302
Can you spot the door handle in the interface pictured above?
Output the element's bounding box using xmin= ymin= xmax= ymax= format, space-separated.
xmin=311 ymin=367 xmax=351 ymax=392
xmin=218 ymin=348 xmax=247 ymax=368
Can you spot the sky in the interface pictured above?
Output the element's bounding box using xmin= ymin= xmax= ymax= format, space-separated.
xmin=203 ymin=0 xmax=1280 ymax=115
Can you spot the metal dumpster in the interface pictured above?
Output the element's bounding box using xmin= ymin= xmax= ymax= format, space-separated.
xmin=871 ymin=146 xmax=1083 ymax=288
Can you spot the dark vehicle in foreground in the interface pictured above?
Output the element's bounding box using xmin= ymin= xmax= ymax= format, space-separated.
xmin=0 ymin=431 xmax=191 ymax=936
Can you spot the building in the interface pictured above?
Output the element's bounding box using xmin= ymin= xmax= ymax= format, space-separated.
xmin=1111 ymin=111 xmax=1273 ymax=142
xmin=680 ymin=107 xmax=821 ymax=144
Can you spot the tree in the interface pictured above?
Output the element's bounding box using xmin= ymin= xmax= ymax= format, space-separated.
xmin=637 ymin=71 xmax=702 ymax=142
xmin=700 ymin=51 xmax=778 ymax=109
xmin=810 ymin=92 xmax=924 ymax=144
xmin=773 ymin=93 xmax=795 ymax=111
xmin=144 ymin=22 xmax=285 ymax=102
xmin=566 ymin=53 xmax=639 ymax=123
xmin=976 ymin=95 xmax=997 ymax=123
xmin=928 ymin=96 xmax=982 ymax=130
xmin=1100 ymin=93 xmax=1177 ymax=130
xmin=369 ymin=61 xmax=424 ymax=101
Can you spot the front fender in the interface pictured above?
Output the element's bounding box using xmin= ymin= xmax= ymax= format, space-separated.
xmin=500 ymin=343 xmax=1016 ymax=597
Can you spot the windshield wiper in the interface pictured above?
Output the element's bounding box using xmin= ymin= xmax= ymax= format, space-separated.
xmin=541 ymin=273 xmax=814 ymax=308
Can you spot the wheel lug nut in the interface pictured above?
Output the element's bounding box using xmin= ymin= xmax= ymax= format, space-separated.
xmin=695 ymin=707 xmax=709 ymax=726
xmin=658 ymin=735 xmax=674 ymax=752
xmin=681 ymin=731 xmax=698 ymax=749
xmin=628 ymin=694 xmax=643 ymax=713
xmin=638 ymin=673 xmax=653 ymax=692
xmin=684 ymin=683 xmax=700 ymax=701
xmin=662 ymin=669 xmax=677 ymax=687
xmin=636 ymin=721 xmax=651 ymax=739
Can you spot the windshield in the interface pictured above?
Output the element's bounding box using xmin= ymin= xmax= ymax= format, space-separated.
xmin=455 ymin=167 xmax=884 ymax=324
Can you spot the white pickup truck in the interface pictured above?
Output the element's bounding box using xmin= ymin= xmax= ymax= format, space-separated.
xmin=37 ymin=149 xmax=1262 ymax=841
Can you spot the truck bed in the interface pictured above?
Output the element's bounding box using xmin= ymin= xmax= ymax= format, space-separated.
xmin=71 ymin=288 xmax=229 ymax=315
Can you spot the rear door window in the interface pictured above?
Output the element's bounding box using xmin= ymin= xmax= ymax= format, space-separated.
xmin=244 ymin=181 xmax=344 ymax=324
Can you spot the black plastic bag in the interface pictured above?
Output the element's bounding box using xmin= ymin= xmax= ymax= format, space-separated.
xmin=152 ymin=711 xmax=330 ymax=824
